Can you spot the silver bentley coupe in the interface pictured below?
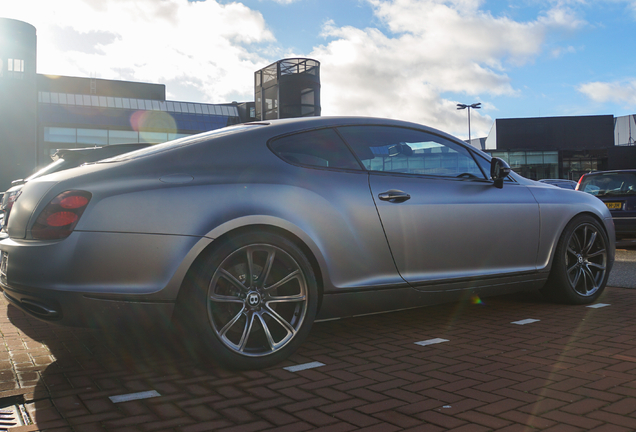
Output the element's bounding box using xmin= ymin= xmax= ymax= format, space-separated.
xmin=0 ymin=116 xmax=615 ymax=369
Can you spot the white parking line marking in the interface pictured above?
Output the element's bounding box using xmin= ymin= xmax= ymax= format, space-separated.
xmin=109 ymin=390 xmax=161 ymax=403
xmin=587 ymin=303 xmax=611 ymax=308
xmin=511 ymin=319 xmax=540 ymax=325
xmin=284 ymin=361 xmax=325 ymax=372
xmin=414 ymin=338 xmax=449 ymax=346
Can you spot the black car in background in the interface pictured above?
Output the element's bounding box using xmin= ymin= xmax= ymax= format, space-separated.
xmin=577 ymin=170 xmax=636 ymax=239
xmin=1 ymin=143 xmax=151 ymax=232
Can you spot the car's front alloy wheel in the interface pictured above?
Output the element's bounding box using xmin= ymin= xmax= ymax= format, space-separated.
xmin=542 ymin=215 xmax=610 ymax=304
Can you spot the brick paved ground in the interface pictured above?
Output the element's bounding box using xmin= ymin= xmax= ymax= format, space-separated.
xmin=1 ymin=286 xmax=636 ymax=431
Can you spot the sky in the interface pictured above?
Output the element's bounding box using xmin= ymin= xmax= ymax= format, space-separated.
xmin=3 ymin=0 xmax=636 ymax=139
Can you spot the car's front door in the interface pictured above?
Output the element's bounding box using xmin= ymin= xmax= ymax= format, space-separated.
xmin=338 ymin=125 xmax=541 ymax=289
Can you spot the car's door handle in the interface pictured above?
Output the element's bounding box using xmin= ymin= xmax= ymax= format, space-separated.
xmin=378 ymin=189 xmax=411 ymax=203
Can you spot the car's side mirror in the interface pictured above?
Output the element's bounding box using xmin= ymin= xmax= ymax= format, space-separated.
xmin=490 ymin=157 xmax=511 ymax=189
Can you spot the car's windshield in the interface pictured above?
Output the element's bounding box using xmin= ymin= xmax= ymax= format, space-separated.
xmin=579 ymin=172 xmax=636 ymax=196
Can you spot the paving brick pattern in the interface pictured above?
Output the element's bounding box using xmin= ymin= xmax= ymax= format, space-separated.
xmin=1 ymin=287 xmax=636 ymax=431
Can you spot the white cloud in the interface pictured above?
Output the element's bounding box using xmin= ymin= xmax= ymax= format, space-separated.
xmin=550 ymin=45 xmax=577 ymax=58
xmin=578 ymin=80 xmax=636 ymax=106
xmin=310 ymin=0 xmax=581 ymax=138
xmin=2 ymin=0 xmax=275 ymax=103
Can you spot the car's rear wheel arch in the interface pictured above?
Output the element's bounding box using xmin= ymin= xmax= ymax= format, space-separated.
xmin=184 ymin=224 xmax=324 ymax=310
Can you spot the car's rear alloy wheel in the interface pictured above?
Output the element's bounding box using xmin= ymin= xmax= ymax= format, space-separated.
xmin=179 ymin=232 xmax=318 ymax=369
xmin=542 ymin=215 xmax=610 ymax=304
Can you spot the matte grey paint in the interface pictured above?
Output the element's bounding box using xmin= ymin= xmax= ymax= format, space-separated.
xmin=0 ymin=116 xmax=616 ymax=327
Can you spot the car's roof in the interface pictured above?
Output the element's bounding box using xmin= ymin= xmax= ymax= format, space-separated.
xmin=103 ymin=116 xmax=487 ymax=164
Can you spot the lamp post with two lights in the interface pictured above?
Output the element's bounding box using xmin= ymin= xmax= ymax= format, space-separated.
xmin=456 ymin=102 xmax=481 ymax=144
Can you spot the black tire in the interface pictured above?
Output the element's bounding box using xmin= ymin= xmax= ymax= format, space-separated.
xmin=541 ymin=214 xmax=610 ymax=304
xmin=176 ymin=231 xmax=318 ymax=369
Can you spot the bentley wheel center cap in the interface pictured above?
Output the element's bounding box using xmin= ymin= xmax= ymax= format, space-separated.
xmin=247 ymin=291 xmax=261 ymax=307
xmin=577 ymin=255 xmax=584 ymax=264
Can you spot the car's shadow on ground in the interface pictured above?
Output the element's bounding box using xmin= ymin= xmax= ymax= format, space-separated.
xmin=2 ymin=287 xmax=591 ymax=427
xmin=4 ymin=302 xmax=235 ymax=427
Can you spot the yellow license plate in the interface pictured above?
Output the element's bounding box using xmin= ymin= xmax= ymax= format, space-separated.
xmin=605 ymin=202 xmax=622 ymax=210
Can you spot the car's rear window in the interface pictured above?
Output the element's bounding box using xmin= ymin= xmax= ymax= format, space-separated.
xmin=100 ymin=124 xmax=261 ymax=162
xmin=269 ymin=128 xmax=362 ymax=170
xmin=579 ymin=172 xmax=636 ymax=196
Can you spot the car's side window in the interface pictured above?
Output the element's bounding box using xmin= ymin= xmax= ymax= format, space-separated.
xmin=337 ymin=125 xmax=486 ymax=179
xmin=269 ymin=128 xmax=363 ymax=170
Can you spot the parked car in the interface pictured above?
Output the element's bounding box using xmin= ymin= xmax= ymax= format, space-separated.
xmin=538 ymin=179 xmax=578 ymax=190
xmin=0 ymin=143 xmax=151 ymax=233
xmin=0 ymin=117 xmax=615 ymax=369
xmin=577 ymin=169 xmax=636 ymax=239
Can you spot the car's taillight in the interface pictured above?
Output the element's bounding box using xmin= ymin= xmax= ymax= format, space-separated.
xmin=1 ymin=189 xmax=22 ymax=229
xmin=31 ymin=191 xmax=92 ymax=240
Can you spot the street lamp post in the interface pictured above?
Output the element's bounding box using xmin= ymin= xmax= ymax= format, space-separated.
xmin=457 ymin=102 xmax=481 ymax=144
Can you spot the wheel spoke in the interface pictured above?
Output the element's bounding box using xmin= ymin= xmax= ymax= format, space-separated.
xmin=586 ymin=262 xmax=606 ymax=270
xmin=258 ymin=250 xmax=276 ymax=289
xmin=264 ymin=269 xmax=301 ymax=292
xmin=219 ymin=269 xmax=248 ymax=294
xmin=267 ymin=293 xmax=306 ymax=304
xmin=210 ymin=292 xmax=243 ymax=304
xmin=263 ymin=305 xmax=296 ymax=340
xmin=570 ymin=233 xmax=583 ymax=254
xmin=237 ymin=312 xmax=256 ymax=352
xmin=582 ymin=265 xmax=599 ymax=290
xmin=583 ymin=230 xmax=597 ymax=255
xmin=246 ymin=247 xmax=255 ymax=289
xmin=570 ymin=267 xmax=582 ymax=288
xmin=567 ymin=262 xmax=578 ymax=275
xmin=218 ymin=308 xmax=246 ymax=341
xmin=587 ymin=249 xmax=606 ymax=259
xmin=255 ymin=313 xmax=277 ymax=351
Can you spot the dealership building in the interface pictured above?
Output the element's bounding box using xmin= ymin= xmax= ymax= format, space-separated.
xmin=1 ymin=17 xmax=635 ymax=190
xmin=0 ymin=17 xmax=321 ymax=191
xmin=478 ymin=114 xmax=636 ymax=181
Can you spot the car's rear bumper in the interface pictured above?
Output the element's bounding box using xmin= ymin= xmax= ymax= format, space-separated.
xmin=2 ymin=285 xmax=175 ymax=328
xmin=0 ymin=230 xmax=210 ymax=327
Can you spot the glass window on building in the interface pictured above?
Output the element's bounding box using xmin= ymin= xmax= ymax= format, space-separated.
xmin=140 ymin=132 xmax=168 ymax=143
xmin=77 ymin=129 xmax=108 ymax=145
xmin=168 ymin=133 xmax=192 ymax=141
xmin=7 ymin=58 xmax=24 ymax=78
xmin=490 ymin=150 xmax=559 ymax=180
xmin=109 ymin=130 xmax=139 ymax=145
xmin=44 ymin=127 xmax=76 ymax=144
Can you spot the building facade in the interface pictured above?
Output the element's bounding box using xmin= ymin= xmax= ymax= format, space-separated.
xmin=0 ymin=18 xmax=321 ymax=191
xmin=254 ymin=58 xmax=321 ymax=121
xmin=482 ymin=114 xmax=636 ymax=181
